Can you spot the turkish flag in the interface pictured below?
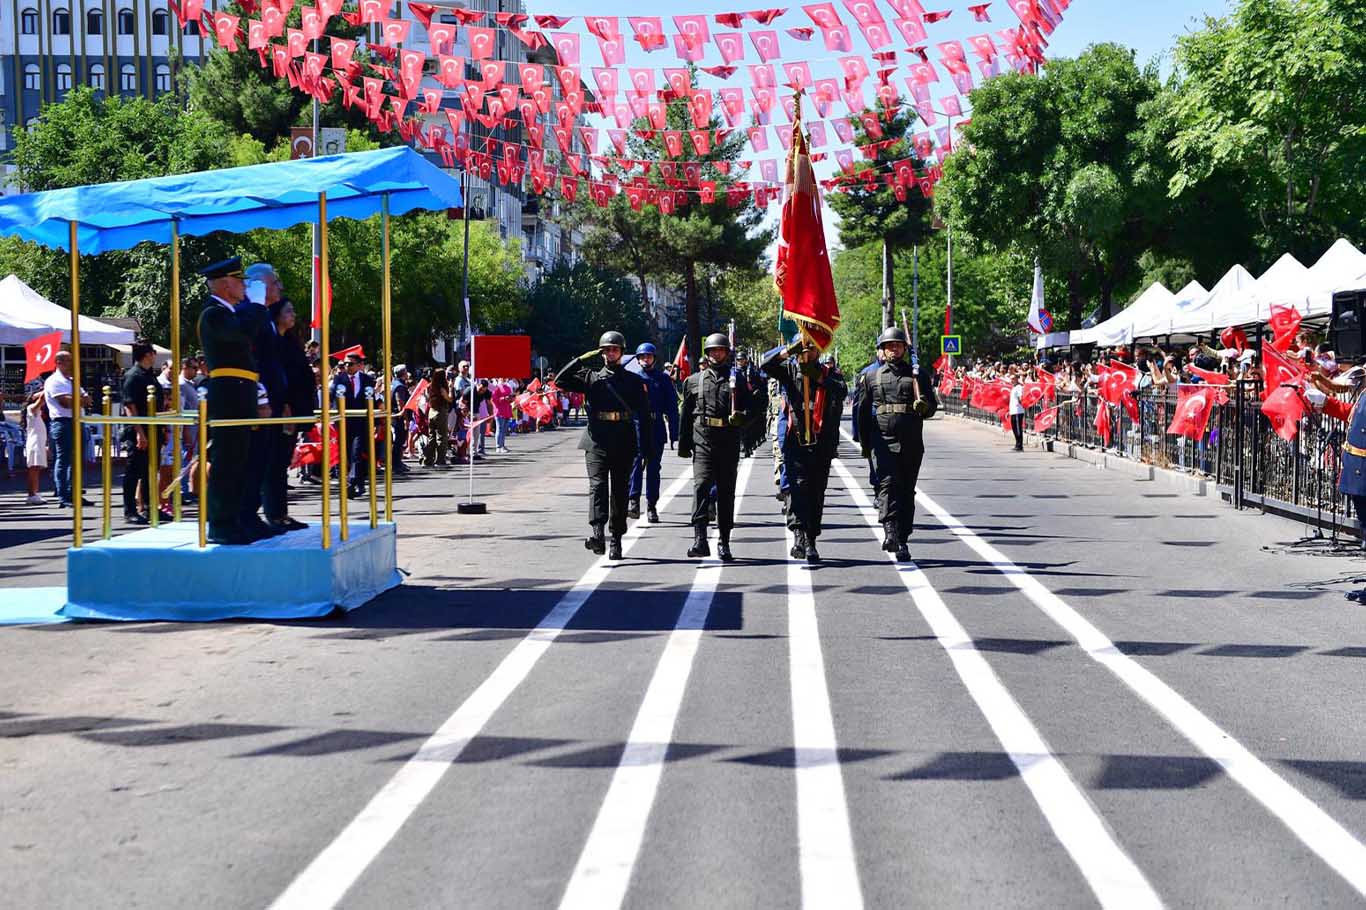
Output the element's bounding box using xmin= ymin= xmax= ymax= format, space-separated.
xmin=1103 ymin=359 xmax=1140 ymax=422
xmin=401 ymin=378 xmax=429 ymax=413
xmin=674 ymin=338 xmax=691 ymax=381
xmin=1167 ymin=385 xmax=1216 ymax=440
xmin=24 ymin=330 xmax=62 ymax=382
xmin=1186 ymin=365 xmax=1230 ymax=385
xmin=775 ymin=111 xmax=840 ymax=351
xmin=1020 ymin=381 xmax=1044 ymax=409
xmin=1093 ymin=400 xmax=1113 ymax=445
xmin=1268 ymin=304 xmax=1302 ymax=352
xmin=1034 ymin=408 xmax=1056 ymax=433
xmin=1261 ymin=341 xmax=1305 ymax=399
xmin=331 ymin=343 xmax=364 ymax=361
xmin=1261 ymin=385 xmax=1306 ymax=442
xmin=471 ymin=335 xmax=531 ymax=378
xmin=1037 ymin=367 xmax=1056 ymax=400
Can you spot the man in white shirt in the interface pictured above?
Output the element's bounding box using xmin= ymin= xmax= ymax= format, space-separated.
xmin=43 ymin=350 xmax=91 ymax=507
xmin=1008 ymin=370 xmax=1027 ymax=451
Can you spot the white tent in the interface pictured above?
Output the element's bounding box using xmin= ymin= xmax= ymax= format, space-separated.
xmin=1159 ymin=265 xmax=1256 ymax=336
xmin=1073 ymin=282 xmax=1176 ymax=347
xmin=0 ymin=273 xmax=135 ymax=345
xmin=1303 ymin=239 xmax=1366 ymax=315
xmin=1131 ymin=279 xmax=1209 ymax=338
xmin=1223 ymin=253 xmax=1311 ymax=325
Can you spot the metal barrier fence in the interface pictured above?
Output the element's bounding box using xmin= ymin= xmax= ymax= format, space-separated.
xmin=941 ymin=380 xmax=1356 ymax=528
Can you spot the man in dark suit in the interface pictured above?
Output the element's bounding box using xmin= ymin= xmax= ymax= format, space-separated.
xmin=230 ymin=263 xmax=288 ymax=539
xmin=196 ymin=257 xmax=268 ymax=545
xmin=332 ymin=351 xmax=375 ymax=500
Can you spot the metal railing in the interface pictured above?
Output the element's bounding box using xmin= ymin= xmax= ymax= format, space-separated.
xmin=941 ymin=379 xmax=1356 ymax=526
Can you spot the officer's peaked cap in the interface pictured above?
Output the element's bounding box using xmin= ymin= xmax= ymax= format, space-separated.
xmin=198 ymin=257 xmax=244 ymax=279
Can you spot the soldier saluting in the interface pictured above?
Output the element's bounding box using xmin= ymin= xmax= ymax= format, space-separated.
xmin=762 ymin=333 xmax=847 ymax=565
xmin=678 ymin=332 xmax=753 ymax=562
xmin=852 ymin=327 xmax=937 ymax=562
xmin=556 ymin=331 xmax=653 ymax=561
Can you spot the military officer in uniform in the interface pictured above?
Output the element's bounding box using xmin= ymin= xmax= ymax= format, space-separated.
xmin=763 ymin=334 xmax=847 ymax=565
xmin=678 ymin=333 xmax=753 ymax=562
xmin=627 ymin=342 xmax=680 ymax=524
xmin=556 ymin=331 xmax=654 ymax=561
xmin=853 ymin=327 xmax=937 ymax=562
xmin=1308 ymin=363 xmax=1366 ymax=593
xmin=196 ymin=257 xmax=268 ymax=545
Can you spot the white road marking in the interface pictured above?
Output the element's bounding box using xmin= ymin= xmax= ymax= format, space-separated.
xmin=785 ymin=500 xmax=866 ymax=909
xmin=268 ymin=468 xmax=695 ymax=910
xmin=831 ymin=458 xmax=1163 ymax=909
xmin=913 ymin=485 xmax=1366 ymax=899
xmin=559 ymin=455 xmax=756 ymax=910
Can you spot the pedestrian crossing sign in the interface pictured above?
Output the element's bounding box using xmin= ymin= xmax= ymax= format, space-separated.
xmin=941 ymin=335 xmax=962 ymax=355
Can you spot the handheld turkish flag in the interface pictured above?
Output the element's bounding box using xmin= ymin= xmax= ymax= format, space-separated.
xmin=1261 ymin=341 xmax=1305 ymax=400
xmin=24 ymin=330 xmax=62 ymax=382
xmin=1037 ymin=366 xmax=1057 ymax=400
xmin=1094 ymin=400 xmax=1112 ymax=445
xmin=1261 ymin=385 xmax=1307 ymax=442
xmin=1104 ymin=359 xmax=1140 ymax=423
xmin=774 ymin=92 xmax=840 ymax=351
xmin=1167 ymin=385 xmax=1216 ymax=440
xmin=1020 ymin=381 xmax=1044 ymax=409
xmin=1034 ymin=408 xmax=1056 ymax=433
xmin=1187 ymin=364 xmax=1230 ymax=385
xmin=332 ymin=343 xmax=364 ymax=361
xmin=1268 ymin=304 xmax=1302 ymax=353
xmin=401 ymin=378 xmax=429 ymax=413
xmin=673 ymin=338 xmax=691 ymax=381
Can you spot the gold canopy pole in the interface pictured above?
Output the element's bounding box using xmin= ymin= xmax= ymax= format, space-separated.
xmin=147 ymin=387 xmax=159 ymax=527
xmin=337 ymin=389 xmax=348 ymax=541
xmin=381 ymin=193 xmax=393 ymax=523
xmin=170 ymin=220 xmax=182 ymax=521
xmin=197 ymin=399 xmax=208 ymax=548
xmin=101 ymin=386 xmax=112 ymax=539
xmin=319 ymin=191 xmax=331 ymax=550
xmin=69 ymin=221 xmax=83 ymax=548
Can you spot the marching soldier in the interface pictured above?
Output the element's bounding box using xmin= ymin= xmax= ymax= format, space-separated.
xmin=678 ymin=333 xmax=753 ymax=562
xmin=556 ymin=331 xmax=654 ymax=561
xmin=852 ymin=327 xmax=937 ymax=562
xmin=196 ymin=257 xmax=268 ymax=546
xmin=763 ymin=334 xmax=847 ymax=565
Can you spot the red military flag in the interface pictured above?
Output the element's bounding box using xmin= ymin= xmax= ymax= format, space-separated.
xmin=24 ymin=330 xmax=62 ymax=382
xmin=673 ymin=338 xmax=691 ymax=381
xmin=1167 ymin=385 xmax=1216 ymax=440
xmin=774 ymin=93 xmax=840 ymax=350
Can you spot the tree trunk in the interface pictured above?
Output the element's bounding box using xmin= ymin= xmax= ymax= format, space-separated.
xmin=1066 ymin=269 xmax=1084 ymax=331
xmin=685 ymin=260 xmax=700 ymax=371
xmin=881 ymin=238 xmax=896 ymax=330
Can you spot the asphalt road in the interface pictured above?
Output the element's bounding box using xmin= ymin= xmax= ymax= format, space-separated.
xmin=4 ymin=415 xmax=1366 ymax=909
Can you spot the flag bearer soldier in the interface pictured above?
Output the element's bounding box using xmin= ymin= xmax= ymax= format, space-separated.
xmin=852 ymin=327 xmax=937 ymax=562
xmin=196 ymin=257 xmax=269 ymax=545
xmin=762 ymin=333 xmax=847 ymax=565
xmin=556 ymin=331 xmax=654 ymax=561
xmin=677 ymin=333 xmax=754 ymax=562
xmin=627 ymin=342 xmax=680 ymax=525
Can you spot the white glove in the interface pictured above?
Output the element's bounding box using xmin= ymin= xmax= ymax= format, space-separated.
xmin=1304 ymin=387 xmax=1327 ymax=409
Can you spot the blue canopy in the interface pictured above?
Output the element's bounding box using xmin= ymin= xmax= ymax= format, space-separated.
xmin=0 ymin=147 xmax=463 ymax=255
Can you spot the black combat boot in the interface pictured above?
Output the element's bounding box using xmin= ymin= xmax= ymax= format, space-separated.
xmin=717 ymin=533 xmax=734 ymax=563
xmin=585 ymin=524 xmax=606 ymax=555
xmin=882 ymin=521 xmax=899 ymax=553
xmin=790 ymin=529 xmax=807 ymax=560
xmin=895 ymin=541 xmax=911 ymax=562
xmin=647 ymin=502 xmax=660 ymax=523
xmin=687 ymin=527 xmax=711 ymax=558
xmin=608 ymin=535 xmax=623 ymax=560
xmin=627 ymin=498 xmax=640 ymax=520
xmin=805 ymin=537 xmax=822 ymax=566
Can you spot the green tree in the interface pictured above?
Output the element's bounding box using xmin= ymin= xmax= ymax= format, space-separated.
xmin=1162 ymin=0 xmax=1366 ymax=262
xmin=939 ymin=44 xmax=1168 ymax=327
xmin=827 ymin=101 xmax=932 ymax=329
xmin=526 ymin=261 xmax=651 ymax=367
xmin=714 ymin=266 xmax=782 ymax=351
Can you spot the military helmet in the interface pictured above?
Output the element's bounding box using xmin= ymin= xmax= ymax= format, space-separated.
xmin=877 ymin=327 xmax=909 ymax=348
xmin=635 ymin=342 xmax=657 ymax=356
xmin=703 ymin=332 xmax=730 ymax=351
xmin=599 ymin=330 xmax=626 ymax=349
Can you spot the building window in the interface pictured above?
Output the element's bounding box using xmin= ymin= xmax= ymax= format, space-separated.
xmin=23 ymin=64 xmax=40 ymax=91
xmin=53 ymin=8 xmax=71 ymax=34
xmin=87 ymin=8 xmax=103 ymax=34
xmin=183 ymin=18 xmax=198 ymax=35
xmin=56 ymin=63 xmax=72 ymax=92
xmin=120 ymin=63 xmax=136 ymax=92
xmin=151 ymin=9 xmax=167 ymax=35
xmin=20 ymin=7 xmax=38 ymax=33
xmin=89 ymin=63 xmax=105 ymax=90
xmin=118 ymin=9 xmax=134 ymax=34
xmin=154 ymin=64 xmax=169 ymax=92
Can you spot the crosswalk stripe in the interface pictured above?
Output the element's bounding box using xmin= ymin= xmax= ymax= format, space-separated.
xmin=558 ymin=455 xmax=757 ymax=910
xmin=831 ymin=457 xmax=1163 ymax=909
xmin=914 ymin=484 xmax=1366 ymax=899
xmin=268 ymin=468 xmax=695 ymax=910
xmin=785 ymin=491 xmax=865 ymax=909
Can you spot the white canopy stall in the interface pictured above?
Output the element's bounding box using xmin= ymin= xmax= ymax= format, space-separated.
xmin=1073 ymin=282 xmax=1177 ymax=347
xmin=0 ymin=274 xmax=134 ymax=344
